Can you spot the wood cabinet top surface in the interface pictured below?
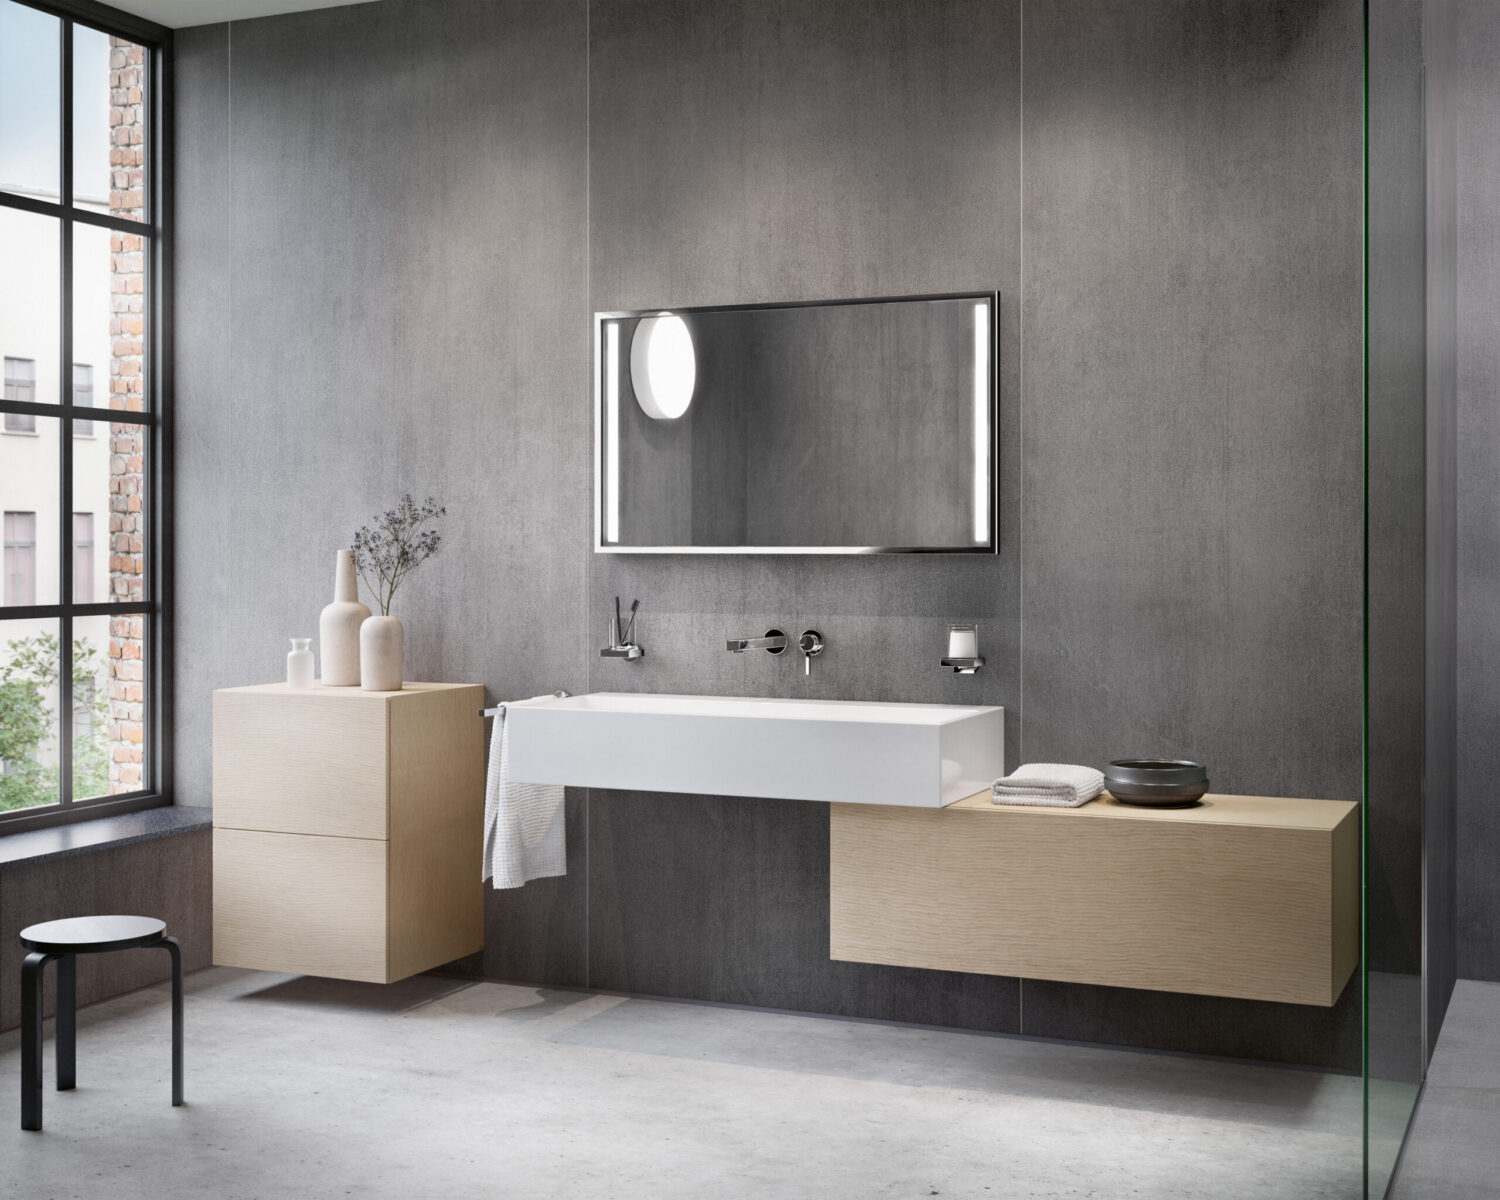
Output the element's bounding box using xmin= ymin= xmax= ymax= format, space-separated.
xmin=946 ymin=790 xmax=1355 ymax=831
xmin=216 ymin=681 xmax=479 ymax=701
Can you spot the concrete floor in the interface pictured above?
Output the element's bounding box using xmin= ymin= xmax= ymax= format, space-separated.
xmin=1389 ymin=979 xmax=1500 ymax=1199
xmin=1 ymin=967 xmax=1367 ymax=1199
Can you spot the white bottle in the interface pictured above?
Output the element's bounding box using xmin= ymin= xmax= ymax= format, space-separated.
xmin=320 ymin=549 xmax=370 ymax=686
xmin=287 ymin=638 xmax=314 ymax=689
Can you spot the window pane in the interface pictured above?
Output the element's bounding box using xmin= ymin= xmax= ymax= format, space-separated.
xmin=1 ymin=415 xmax=59 ymax=607
xmin=73 ymin=25 xmax=145 ymax=222
xmin=0 ymin=618 xmax=61 ymax=812
xmin=72 ymin=511 xmax=92 ymax=602
xmin=73 ymin=416 xmax=146 ymax=603
xmin=0 ymin=2 xmax=60 ymax=204
xmin=74 ymin=611 xmax=144 ymax=797
xmin=73 ymin=222 xmax=147 ymax=413
xmin=4 ymin=357 xmax=37 ymax=431
xmin=3 ymin=511 xmax=36 ymax=604
xmin=72 ymin=363 xmax=94 ymax=435
xmin=0 ymin=209 xmax=60 ymax=408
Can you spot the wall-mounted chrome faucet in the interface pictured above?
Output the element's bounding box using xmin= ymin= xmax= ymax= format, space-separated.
xmin=602 ymin=597 xmax=644 ymax=661
xmin=726 ymin=630 xmax=787 ymax=655
xmin=798 ymin=630 xmax=824 ymax=675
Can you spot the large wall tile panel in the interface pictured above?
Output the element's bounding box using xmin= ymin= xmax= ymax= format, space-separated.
xmin=173 ymin=0 xmax=593 ymax=982
xmin=173 ymin=23 xmax=234 ymax=807
xmin=1017 ymin=0 xmax=1363 ymax=1057
xmin=1457 ymin=0 xmax=1500 ymax=983
xmin=585 ymin=0 xmax=1023 ymax=1033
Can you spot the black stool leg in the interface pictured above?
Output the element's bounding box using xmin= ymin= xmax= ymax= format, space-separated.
xmin=21 ymin=951 xmax=49 ymax=1131
xmin=56 ymin=953 xmax=75 ymax=1091
xmin=161 ymin=937 xmax=183 ymax=1106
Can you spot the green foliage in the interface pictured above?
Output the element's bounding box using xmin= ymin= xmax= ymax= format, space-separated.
xmin=0 ymin=633 xmax=112 ymax=812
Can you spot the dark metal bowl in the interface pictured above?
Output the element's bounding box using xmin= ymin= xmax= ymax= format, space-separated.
xmin=1104 ymin=778 xmax=1210 ymax=808
xmin=1106 ymin=759 xmax=1208 ymax=787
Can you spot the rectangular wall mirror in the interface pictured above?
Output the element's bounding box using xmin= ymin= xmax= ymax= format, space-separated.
xmin=594 ymin=292 xmax=998 ymax=554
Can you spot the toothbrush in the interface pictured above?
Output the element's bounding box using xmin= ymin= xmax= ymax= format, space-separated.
xmin=623 ymin=599 xmax=640 ymax=645
xmin=613 ymin=596 xmax=623 ymax=647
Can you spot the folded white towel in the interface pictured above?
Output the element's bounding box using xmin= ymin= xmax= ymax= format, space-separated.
xmin=483 ymin=699 xmax=567 ymax=889
xmin=991 ymin=762 xmax=1105 ymax=808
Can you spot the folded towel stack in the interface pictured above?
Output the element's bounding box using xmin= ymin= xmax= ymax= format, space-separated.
xmin=991 ymin=763 xmax=1105 ymax=808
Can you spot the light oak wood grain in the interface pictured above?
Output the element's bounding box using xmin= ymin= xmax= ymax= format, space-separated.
xmin=213 ymin=684 xmax=390 ymax=839
xmin=830 ymin=791 xmax=1358 ymax=1007
xmin=213 ymin=681 xmax=485 ymax=984
xmin=387 ymin=684 xmax=485 ymax=981
xmin=213 ymin=827 xmax=389 ymax=983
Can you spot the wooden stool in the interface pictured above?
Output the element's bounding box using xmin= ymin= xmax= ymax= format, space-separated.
xmin=19 ymin=915 xmax=183 ymax=1131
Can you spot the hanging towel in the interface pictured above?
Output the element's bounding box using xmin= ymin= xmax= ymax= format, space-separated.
xmin=991 ymin=763 xmax=1105 ymax=808
xmin=483 ymin=699 xmax=567 ymax=889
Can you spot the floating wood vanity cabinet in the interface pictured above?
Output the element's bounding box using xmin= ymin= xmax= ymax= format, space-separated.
xmin=829 ymin=791 xmax=1359 ymax=1007
xmin=212 ymin=681 xmax=485 ymax=984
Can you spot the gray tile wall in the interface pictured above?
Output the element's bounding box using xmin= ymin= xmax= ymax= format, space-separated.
xmin=1423 ymin=0 xmax=1460 ymax=1054
xmin=0 ymin=831 xmax=212 ymax=1031
xmin=175 ymin=0 xmax=1366 ymax=1065
xmin=1457 ymin=0 xmax=1500 ymax=983
xmin=172 ymin=0 xmax=595 ymax=984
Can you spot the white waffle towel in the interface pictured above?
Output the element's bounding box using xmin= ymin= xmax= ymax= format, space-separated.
xmin=991 ymin=763 xmax=1105 ymax=808
xmin=483 ymin=699 xmax=566 ymax=889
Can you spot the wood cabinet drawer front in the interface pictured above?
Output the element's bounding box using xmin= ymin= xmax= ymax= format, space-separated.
xmin=830 ymin=793 xmax=1358 ymax=1008
xmin=213 ymin=828 xmax=388 ymax=983
xmin=213 ymin=689 xmax=388 ymax=838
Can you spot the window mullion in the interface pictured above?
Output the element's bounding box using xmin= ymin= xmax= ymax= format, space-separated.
xmin=58 ymin=14 xmax=73 ymax=806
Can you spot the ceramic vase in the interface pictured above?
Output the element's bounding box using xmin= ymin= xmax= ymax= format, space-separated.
xmin=286 ymin=638 xmax=314 ymax=689
xmin=360 ymin=615 xmax=404 ymax=692
xmin=320 ymin=550 xmax=369 ymax=686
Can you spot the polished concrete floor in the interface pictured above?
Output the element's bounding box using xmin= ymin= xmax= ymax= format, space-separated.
xmin=1389 ymin=979 xmax=1500 ymax=1199
xmin=1 ymin=968 xmax=1367 ymax=1199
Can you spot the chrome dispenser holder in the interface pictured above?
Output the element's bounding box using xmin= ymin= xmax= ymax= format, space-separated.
xmin=941 ymin=623 xmax=984 ymax=674
xmin=602 ymin=597 xmax=645 ymax=661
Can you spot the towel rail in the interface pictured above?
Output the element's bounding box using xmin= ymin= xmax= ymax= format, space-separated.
xmin=478 ymin=690 xmax=570 ymax=718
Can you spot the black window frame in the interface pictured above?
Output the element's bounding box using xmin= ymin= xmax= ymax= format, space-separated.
xmin=0 ymin=0 xmax=172 ymax=833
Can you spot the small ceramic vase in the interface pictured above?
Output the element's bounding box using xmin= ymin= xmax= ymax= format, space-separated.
xmin=360 ymin=615 xmax=403 ymax=692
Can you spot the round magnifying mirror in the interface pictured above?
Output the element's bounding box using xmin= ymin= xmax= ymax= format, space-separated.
xmin=631 ymin=313 xmax=696 ymax=420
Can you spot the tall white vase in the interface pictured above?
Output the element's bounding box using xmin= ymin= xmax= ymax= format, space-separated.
xmin=319 ymin=550 xmax=369 ymax=686
xmin=360 ymin=615 xmax=404 ymax=692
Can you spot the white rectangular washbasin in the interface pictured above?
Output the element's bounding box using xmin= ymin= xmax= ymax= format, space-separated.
xmin=503 ymin=692 xmax=1005 ymax=808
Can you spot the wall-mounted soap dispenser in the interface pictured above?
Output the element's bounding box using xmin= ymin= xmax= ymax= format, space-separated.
xmin=941 ymin=624 xmax=984 ymax=674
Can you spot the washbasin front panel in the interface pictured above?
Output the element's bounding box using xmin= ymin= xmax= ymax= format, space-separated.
xmin=504 ymin=694 xmax=1004 ymax=807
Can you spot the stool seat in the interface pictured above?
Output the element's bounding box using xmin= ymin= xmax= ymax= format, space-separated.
xmin=20 ymin=915 xmax=166 ymax=955
xmin=18 ymin=913 xmax=182 ymax=1130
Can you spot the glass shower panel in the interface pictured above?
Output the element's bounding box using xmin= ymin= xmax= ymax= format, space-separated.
xmin=1365 ymin=0 xmax=1456 ymax=1195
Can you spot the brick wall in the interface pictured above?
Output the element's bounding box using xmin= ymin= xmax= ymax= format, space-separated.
xmin=107 ymin=37 xmax=146 ymax=793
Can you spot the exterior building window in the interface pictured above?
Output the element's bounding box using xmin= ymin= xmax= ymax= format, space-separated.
xmin=3 ymin=512 xmax=37 ymax=606
xmin=3 ymin=358 xmax=36 ymax=432
xmin=73 ymin=363 xmax=94 ymax=436
xmin=0 ymin=0 xmax=167 ymax=827
xmin=72 ymin=513 xmax=93 ymax=603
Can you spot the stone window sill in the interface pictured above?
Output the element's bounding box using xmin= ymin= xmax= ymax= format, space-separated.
xmin=0 ymin=805 xmax=211 ymax=870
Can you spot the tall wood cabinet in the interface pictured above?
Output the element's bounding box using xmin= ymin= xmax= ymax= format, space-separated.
xmin=212 ymin=681 xmax=484 ymax=984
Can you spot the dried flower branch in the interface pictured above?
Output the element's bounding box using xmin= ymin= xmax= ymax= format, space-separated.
xmin=351 ymin=494 xmax=446 ymax=616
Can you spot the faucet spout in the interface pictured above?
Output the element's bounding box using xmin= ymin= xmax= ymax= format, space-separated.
xmin=727 ymin=632 xmax=788 ymax=654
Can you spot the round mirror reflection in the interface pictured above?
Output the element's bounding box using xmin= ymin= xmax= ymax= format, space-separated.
xmin=631 ymin=312 xmax=696 ymax=420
